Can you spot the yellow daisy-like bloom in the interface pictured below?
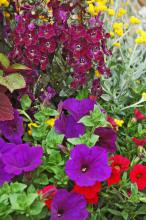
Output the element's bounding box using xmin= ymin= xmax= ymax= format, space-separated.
xmin=130 ymin=16 xmax=141 ymax=25
xmin=117 ymin=8 xmax=127 ymax=17
xmin=114 ymin=119 xmax=124 ymax=127
xmin=0 ymin=0 xmax=9 ymax=7
xmin=142 ymin=92 xmax=146 ymax=101
xmin=28 ymin=123 xmax=39 ymax=136
xmin=87 ymin=3 xmax=96 ymax=15
xmin=113 ymin=42 xmax=121 ymax=47
xmin=110 ymin=31 xmax=115 ymax=37
xmin=107 ymin=8 xmax=115 ymax=16
xmin=135 ymin=29 xmax=146 ymax=44
xmin=3 ymin=11 xmax=10 ymax=18
xmin=113 ymin=22 xmax=124 ymax=36
xmin=95 ymin=70 xmax=101 ymax=78
xmin=46 ymin=118 xmax=56 ymax=127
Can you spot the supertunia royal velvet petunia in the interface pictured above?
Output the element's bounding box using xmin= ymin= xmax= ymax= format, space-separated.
xmin=62 ymin=98 xmax=95 ymax=121
xmin=94 ymin=127 xmax=117 ymax=152
xmin=0 ymin=109 xmax=24 ymax=144
xmin=65 ymin=144 xmax=111 ymax=186
xmin=55 ymin=113 xmax=85 ymax=138
xmin=50 ymin=189 xmax=88 ymax=220
xmin=2 ymin=144 xmax=43 ymax=175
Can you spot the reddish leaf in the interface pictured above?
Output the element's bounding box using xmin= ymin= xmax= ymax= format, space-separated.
xmin=0 ymin=92 xmax=14 ymax=121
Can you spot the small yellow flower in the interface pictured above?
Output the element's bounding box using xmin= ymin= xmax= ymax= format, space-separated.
xmin=87 ymin=3 xmax=96 ymax=15
xmin=0 ymin=0 xmax=9 ymax=7
xmin=28 ymin=123 xmax=39 ymax=136
xmin=117 ymin=8 xmax=127 ymax=17
xmin=113 ymin=22 xmax=124 ymax=36
xmin=124 ymin=23 xmax=129 ymax=29
xmin=113 ymin=42 xmax=121 ymax=47
xmin=110 ymin=31 xmax=115 ymax=37
xmin=95 ymin=70 xmax=101 ymax=78
xmin=114 ymin=119 xmax=124 ymax=127
xmin=46 ymin=118 xmax=56 ymax=127
xmin=107 ymin=8 xmax=115 ymax=16
xmin=142 ymin=92 xmax=146 ymax=101
xmin=3 ymin=11 xmax=10 ymax=18
xmin=130 ymin=16 xmax=141 ymax=25
xmin=135 ymin=29 xmax=146 ymax=44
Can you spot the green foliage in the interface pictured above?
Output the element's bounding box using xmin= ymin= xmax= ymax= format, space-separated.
xmin=21 ymin=95 xmax=32 ymax=111
xmin=0 ymin=53 xmax=10 ymax=68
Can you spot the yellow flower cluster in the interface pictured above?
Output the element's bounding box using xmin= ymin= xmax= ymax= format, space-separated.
xmin=113 ymin=42 xmax=121 ymax=47
xmin=28 ymin=123 xmax=39 ymax=136
xmin=117 ymin=8 xmax=126 ymax=17
xmin=142 ymin=92 xmax=146 ymax=101
xmin=114 ymin=119 xmax=124 ymax=127
xmin=87 ymin=0 xmax=108 ymax=16
xmin=112 ymin=22 xmax=123 ymax=36
xmin=45 ymin=118 xmax=56 ymax=127
xmin=135 ymin=30 xmax=146 ymax=44
xmin=130 ymin=16 xmax=141 ymax=25
xmin=0 ymin=0 xmax=9 ymax=7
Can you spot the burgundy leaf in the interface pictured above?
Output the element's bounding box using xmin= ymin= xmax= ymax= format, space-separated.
xmin=0 ymin=92 xmax=14 ymax=121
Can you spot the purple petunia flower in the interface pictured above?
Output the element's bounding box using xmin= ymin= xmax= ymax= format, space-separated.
xmin=94 ymin=127 xmax=117 ymax=152
xmin=2 ymin=144 xmax=43 ymax=175
xmin=65 ymin=144 xmax=111 ymax=186
xmin=51 ymin=189 xmax=88 ymax=220
xmin=55 ymin=113 xmax=85 ymax=138
xmin=0 ymin=110 xmax=24 ymax=144
xmin=63 ymin=98 xmax=95 ymax=121
xmin=0 ymin=160 xmax=14 ymax=186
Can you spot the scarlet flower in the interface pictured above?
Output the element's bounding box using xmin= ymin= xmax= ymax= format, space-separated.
xmin=132 ymin=137 xmax=146 ymax=146
xmin=130 ymin=164 xmax=146 ymax=190
xmin=73 ymin=181 xmax=101 ymax=204
xmin=109 ymin=155 xmax=130 ymax=173
xmin=38 ymin=185 xmax=57 ymax=208
xmin=107 ymin=167 xmax=121 ymax=187
xmin=134 ymin=108 xmax=146 ymax=121
xmin=107 ymin=116 xmax=117 ymax=129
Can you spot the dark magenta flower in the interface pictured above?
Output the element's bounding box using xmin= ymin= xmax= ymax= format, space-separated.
xmin=0 ymin=110 xmax=24 ymax=144
xmin=73 ymin=56 xmax=92 ymax=73
xmin=65 ymin=144 xmax=111 ymax=186
xmin=38 ymin=24 xmax=56 ymax=39
xmin=2 ymin=144 xmax=43 ymax=175
xmin=39 ymin=38 xmax=57 ymax=54
xmin=51 ymin=189 xmax=88 ymax=220
xmin=94 ymin=127 xmax=117 ymax=152
xmin=91 ymin=79 xmax=103 ymax=98
xmin=24 ymin=30 xmax=38 ymax=47
xmin=55 ymin=113 xmax=85 ymax=138
xmin=63 ymin=98 xmax=95 ymax=121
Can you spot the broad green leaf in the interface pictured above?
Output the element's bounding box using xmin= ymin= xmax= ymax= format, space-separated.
xmin=34 ymin=174 xmax=49 ymax=185
xmin=0 ymin=74 xmax=26 ymax=92
xmin=21 ymin=95 xmax=32 ymax=110
xmin=0 ymin=53 xmax=10 ymax=68
xmin=10 ymin=182 xmax=27 ymax=193
xmin=10 ymin=63 xmax=31 ymax=70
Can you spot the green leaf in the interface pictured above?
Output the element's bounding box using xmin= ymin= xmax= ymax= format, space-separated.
xmin=34 ymin=108 xmax=59 ymax=122
xmin=10 ymin=182 xmax=27 ymax=193
xmin=0 ymin=53 xmax=10 ymax=68
xmin=34 ymin=174 xmax=49 ymax=185
xmin=45 ymin=128 xmax=64 ymax=153
xmin=10 ymin=63 xmax=31 ymax=70
xmin=107 ymin=209 xmax=122 ymax=216
xmin=76 ymin=88 xmax=89 ymax=99
xmin=21 ymin=95 xmax=32 ymax=110
xmin=0 ymin=74 xmax=26 ymax=92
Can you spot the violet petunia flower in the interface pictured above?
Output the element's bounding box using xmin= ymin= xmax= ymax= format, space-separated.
xmin=94 ymin=127 xmax=117 ymax=153
xmin=0 ymin=138 xmax=16 ymax=158
xmin=0 ymin=110 xmax=24 ymax=144
xmin=63 ymin=98 xmax=95 ymax=121
xmin=2 ymin=144 xmax=43 ymax=175
xmin=51 ymin=189 xmax=88 ymax=220
xmin=55 ymin=113 xmax=85 ymax=138
xmin=0 ymin=160 xmax=14 ymax=186
xmin=65 ymin=144 xmax=111 ymax=186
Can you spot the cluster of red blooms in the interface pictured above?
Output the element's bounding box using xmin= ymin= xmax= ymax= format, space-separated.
xmin=38 ymin=153 xmax=146 ymax=208
xmin=8 ymin=0 xmax=111 ymax=92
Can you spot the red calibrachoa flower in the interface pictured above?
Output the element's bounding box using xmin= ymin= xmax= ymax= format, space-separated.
xmin=130 ymin=164 xmax=146 ymax=190
xmin=132 ymin=137 xmax=146 ymax=146
xmin=107 ymin=116 xmax=117 ymax=130
xmin=134 ymin=108 xmax=146 ymax=121
xmin=72 ymin=181 xmax=101 ymax=204
xmin=109 ymin=155 xmax=130 ymax=173
xmin=107 ymin=167 xmax=121 ymax=187
xmin=38 ymin=185 xmax=57 ymax=208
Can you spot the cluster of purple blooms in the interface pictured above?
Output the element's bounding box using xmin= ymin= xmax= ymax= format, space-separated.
xmin=0 ymin=110 xmax=43 ymax=186
xmin=51 ymin=97 xmax=118 ymax=219
xmin=9 ymin=0 xmax=111 ymax=90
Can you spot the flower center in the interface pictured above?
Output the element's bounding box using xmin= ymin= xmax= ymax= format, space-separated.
xmin=81 ymin=165 xmax=88 ymax=173
xmin=137 ymin=173 xmax=142 ymax=179
xmin=57 ymin=209 xmax=64 ymax=217
xmin=114 ymin=165 xmax=121 ymax=171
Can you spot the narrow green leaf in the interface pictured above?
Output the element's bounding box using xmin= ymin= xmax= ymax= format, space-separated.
xmin=0 ymin=53 xmax=10 ymax=68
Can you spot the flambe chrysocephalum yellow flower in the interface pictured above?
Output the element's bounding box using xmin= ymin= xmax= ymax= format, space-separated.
xmin=117 ymin=8 xmax=127 ymax=17
xmin=46 ymin=118 xmax=56 ymax=127
xmin=114 ymin=119 xmax=124 ymax=127
xmin=88 ymin=4 xmax=96 ymax=15
xmin=130 ymin=16 xmax=141 ymax=25
xmin=113 ymin=42 xmax=121 ymax=47
xmin=113 ymin=22 xmax=123 ymax=36
xmin=95 ymin=70 xmax=101 ymax=78
xmin=28 ymin=123 xmax=39 ymax=136
xmin=110 ymin=31 xmax=115 ymax=37
xmin=142 ymin=92 xmax=146 ymax=101
xmin=3 ymin=11 xmax=10 ymax=18
xmin=0 ymin=0 xmax=9 ymax=7
xmin=108 ymin=8 xmax=115 ymax=16
xmin=135 ymin=30 xmax=146 ymax=44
